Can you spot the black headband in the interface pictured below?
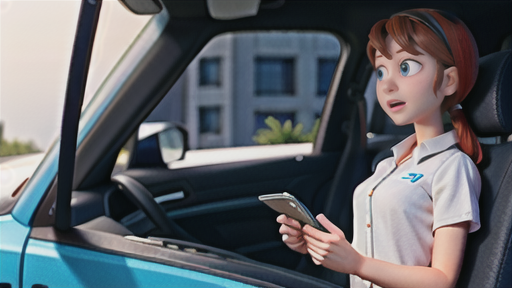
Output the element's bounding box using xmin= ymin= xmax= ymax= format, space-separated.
xmin=392 ymin=9 xmax=453 ymax=55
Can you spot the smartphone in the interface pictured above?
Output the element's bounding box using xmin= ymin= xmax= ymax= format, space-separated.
xmin=258 ymin=192 xmax=328 ymax=232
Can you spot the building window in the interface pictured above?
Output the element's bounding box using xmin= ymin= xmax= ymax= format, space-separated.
xmin=317 ymin=58 xmax=337 ymax=96
xmin=255 ymin=57 xmax=294 ymax=95
xmin=199 ymin=58 xmax=221 ymax=86
xmin=254 ymin=112 xmax=295 ymax=132
xmin=199 ymin=107 xmax=221 ymax=134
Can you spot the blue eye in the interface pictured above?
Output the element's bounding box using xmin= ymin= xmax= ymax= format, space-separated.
xmin=400 ymin=60 xmax=422 ymax=76
xmin=376 ymin=67 xmax=387 ymax=81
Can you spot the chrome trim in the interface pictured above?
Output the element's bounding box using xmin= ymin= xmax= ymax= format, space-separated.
xmin=154 ymin=191 xmax=185 ymax=204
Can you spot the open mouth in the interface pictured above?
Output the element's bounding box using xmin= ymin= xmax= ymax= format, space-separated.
xmin=390 ymin=101 xmax=405 ymax=108
xmin=387 ymin=100 xmax=406 ymax=111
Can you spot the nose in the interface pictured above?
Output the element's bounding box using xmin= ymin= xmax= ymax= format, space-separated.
xmin=380 ymin=78 xmax=398 ymax=94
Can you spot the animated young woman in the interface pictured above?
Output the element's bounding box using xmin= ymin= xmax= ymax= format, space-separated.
xmin=277 ymin=9 xmax=482 ymax=288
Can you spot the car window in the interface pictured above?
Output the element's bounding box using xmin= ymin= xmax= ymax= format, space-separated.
xmin=141 ymin=31 xmax=343 ymax=168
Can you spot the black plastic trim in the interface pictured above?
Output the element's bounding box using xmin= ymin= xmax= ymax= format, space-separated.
xmin=56 ymin=0 xmax=102 ymax=231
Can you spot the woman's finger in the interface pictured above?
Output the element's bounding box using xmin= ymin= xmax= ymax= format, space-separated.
xmin=311 ymin=257 xmax=322 ymax=265
xmin=283 ymin=234 xmax=304 ymax=245
xmin=279 ymin=223 xmax=302 ymax=237
xmin=283 ymin=235 xmax=308 ymax=254
xmin=307 ymin=247 xmax=325 ymax=261
xmin=316 ymin=214 xmax=345 ymax=237
xmin=303 ymin=224 xmax=339 ymax=244
xmin=307 ymin=247 xmax=325 ymax=265
xmin=277 ymin=214 xmax=302 ymax=229
xmin=306 ymin=241 xmax=328 ymax=257
xmin=287 ymin=240 xmax=306 ymax=249
xmin=303 ymin=233 xmax=330 ymax=250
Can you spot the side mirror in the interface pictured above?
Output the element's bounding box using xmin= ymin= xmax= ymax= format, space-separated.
xmin=130 ymin=122 xmax=189 ymax=168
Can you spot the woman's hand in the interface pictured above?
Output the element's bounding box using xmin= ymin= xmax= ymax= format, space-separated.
xmin=277 ymin=214 xmax=308 ymax=254
xmin=303 ymin=215 xmax=470 ymax=288
xmin=303 ymin=214 xmax=364 ymax=275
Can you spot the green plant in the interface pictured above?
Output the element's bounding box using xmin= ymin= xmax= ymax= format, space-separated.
xmin=252 ymin=116 xmax=320 ymax=145
xmin=0 ymin=134 xmax=40 ymax=157
xmin=0 ymin=122 xmax=40 ymax=156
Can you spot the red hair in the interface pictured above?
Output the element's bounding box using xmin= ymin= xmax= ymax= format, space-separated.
xmin=367 ymin=9 xmax=482 ymax=164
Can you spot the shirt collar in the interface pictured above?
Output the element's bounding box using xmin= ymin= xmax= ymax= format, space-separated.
xmin=391 ymin=130 xmax=459 ymax=165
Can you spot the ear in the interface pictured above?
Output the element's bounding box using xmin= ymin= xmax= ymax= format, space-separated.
xmin=439 ymin=66 xmax=459 ymax=97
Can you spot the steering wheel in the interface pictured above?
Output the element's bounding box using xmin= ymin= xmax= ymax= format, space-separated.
xmin=111 ymin=174 xmax=198 ymax=242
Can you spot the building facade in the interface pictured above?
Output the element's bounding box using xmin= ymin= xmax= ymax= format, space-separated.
xmin=147 ymin=31 xmax=341 ymax=150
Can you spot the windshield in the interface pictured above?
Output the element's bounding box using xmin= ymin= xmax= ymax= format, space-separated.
xmin=9 ymin=1 xmax=168 ymax=223
xmin=78 ymin=2 xmax=169 ymax=142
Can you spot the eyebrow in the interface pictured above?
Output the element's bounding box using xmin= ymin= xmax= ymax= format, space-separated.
xmin=375 ymin=47 xmax=408 ymax=60
xmin=375 ymin=49 xmax=409 ymax=61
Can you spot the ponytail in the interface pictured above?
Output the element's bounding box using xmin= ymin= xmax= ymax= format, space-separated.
xmin=438 ymin=11 xmax=482 ymax=165
xmin=449 ymin=108 xmax=482 ymax=164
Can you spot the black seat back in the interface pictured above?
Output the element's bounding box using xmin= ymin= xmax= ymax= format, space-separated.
xmin=458 ymin=50 xmax=512 ymax=288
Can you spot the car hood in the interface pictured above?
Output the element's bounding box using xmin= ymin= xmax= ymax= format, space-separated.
xmin=0 ymin=153 xmax=46 ymax=200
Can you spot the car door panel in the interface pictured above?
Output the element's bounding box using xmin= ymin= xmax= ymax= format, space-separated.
xmin=25 ymin=227 xmax=340 ymax=288
xmin=117 ymin=152 xmax=340 ymax=267
xmin=122 ymin=153 xmax=340 ymax=206
xmin=23 ymin=238 xmax=257 ymax=287
xmin=0 ymin=215 xmax=30 ymax=288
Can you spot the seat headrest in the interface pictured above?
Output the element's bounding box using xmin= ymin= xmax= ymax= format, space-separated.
xmin=463 ymin=50 xmax=512 ymax=137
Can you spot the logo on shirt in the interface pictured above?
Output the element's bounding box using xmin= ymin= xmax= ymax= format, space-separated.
xmin=402 ymin=173 xmax=424 ymax=183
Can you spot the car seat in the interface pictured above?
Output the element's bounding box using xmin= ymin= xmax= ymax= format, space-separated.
xmin=457 ymin=50 xmax=512 ymax=288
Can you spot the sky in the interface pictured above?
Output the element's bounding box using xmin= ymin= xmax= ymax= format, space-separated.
xmin=0 ymin=0 xmax=149 ymax=152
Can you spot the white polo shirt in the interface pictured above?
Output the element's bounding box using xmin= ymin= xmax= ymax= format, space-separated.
xmin=350 ymin=130 xmax=481 ymax=288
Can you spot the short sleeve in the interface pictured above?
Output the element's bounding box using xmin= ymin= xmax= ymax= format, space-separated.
xmin=431 ymin=152 xmax=481 ymax=233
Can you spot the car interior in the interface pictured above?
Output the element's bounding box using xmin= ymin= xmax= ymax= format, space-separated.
xmin=24 ymin=1 xmax=511 ymax=287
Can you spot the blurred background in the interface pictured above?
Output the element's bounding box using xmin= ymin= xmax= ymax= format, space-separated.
xmin=0 ymin=0 xmax=149 ymax=157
